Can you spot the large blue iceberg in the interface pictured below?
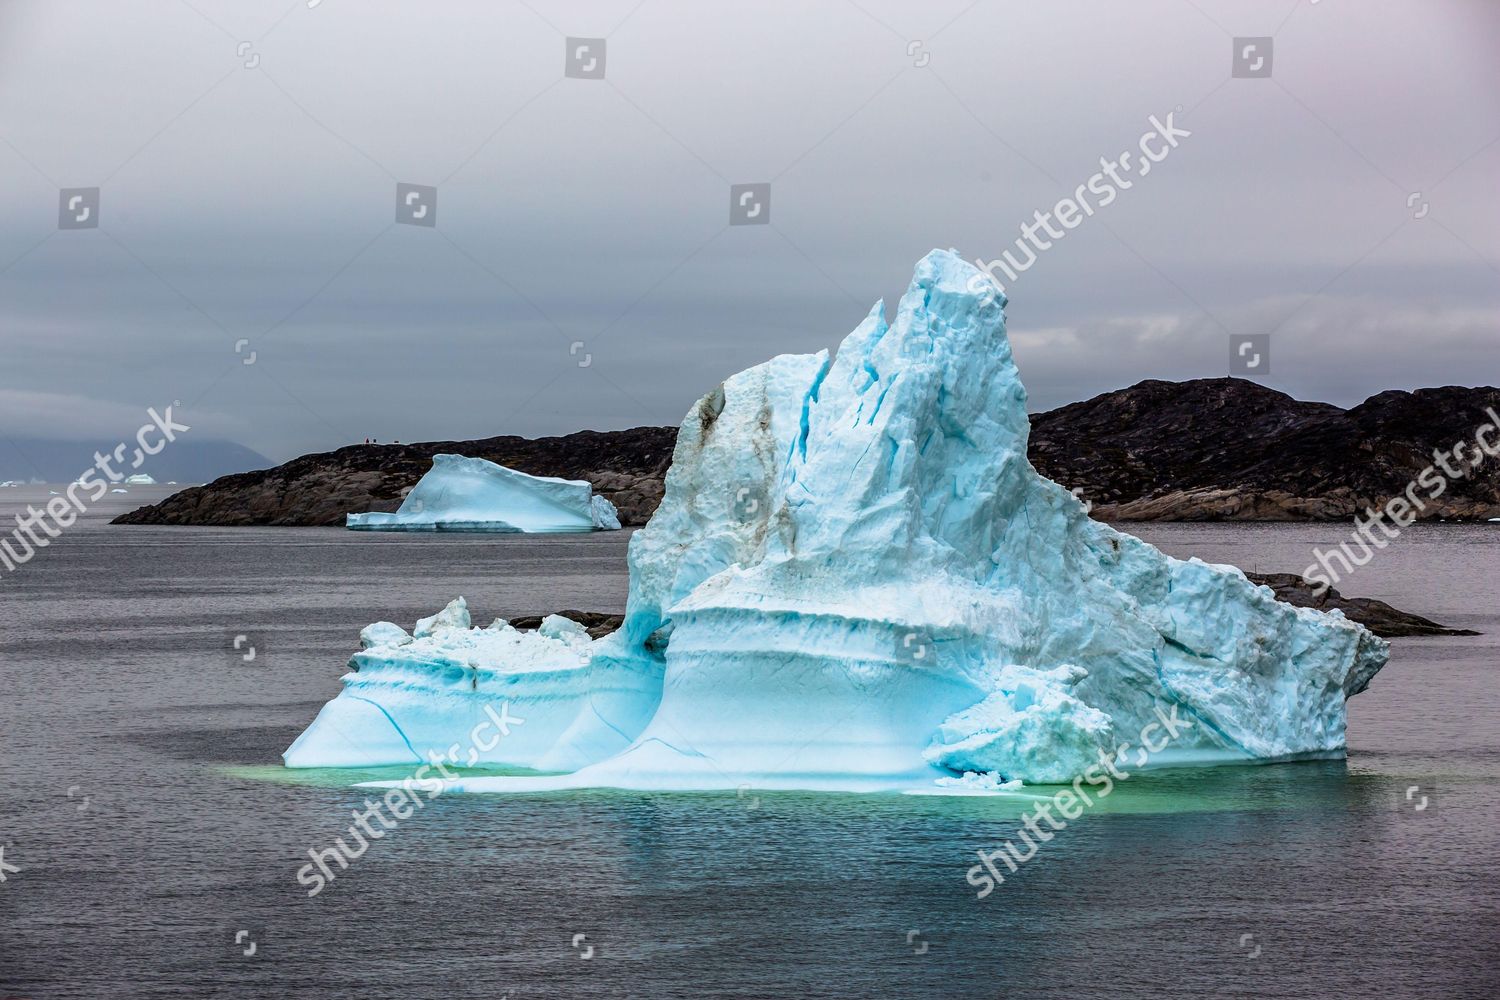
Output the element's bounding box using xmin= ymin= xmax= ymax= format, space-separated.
xmin=346 ymin=454 xmax=620 ymax=532
xmin=286 ymin=250 xmax=1388 ymax=791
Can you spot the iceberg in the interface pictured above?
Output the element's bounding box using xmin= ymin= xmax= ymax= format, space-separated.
xmin=123 ymin=473 xmax=157 ymax=485
xmin=346 ymin=454 xmax=620 ymax=533
xmin=287 ymin=250 xmax=1388 ymax=792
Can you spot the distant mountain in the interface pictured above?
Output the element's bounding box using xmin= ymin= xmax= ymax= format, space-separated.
xmin=0 ymin=437 xmax=271 ymax=485
xmin=112 ymin=380 xmax=1500 ymax=527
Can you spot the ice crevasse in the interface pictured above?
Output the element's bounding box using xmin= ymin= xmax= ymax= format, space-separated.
xmin=346 ymin=454 xmax=620 ymax=532
xmin=284 ymin=249 xmax=1388 ymax=792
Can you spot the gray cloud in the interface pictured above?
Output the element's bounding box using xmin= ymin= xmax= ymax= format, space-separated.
xmin=0 ymin=388 xmax=245 ymax=441
xmin=1 ymin=0 xmax=1496 ymax=461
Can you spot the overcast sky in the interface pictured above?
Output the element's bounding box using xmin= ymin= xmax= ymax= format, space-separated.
xmin=1 ymin=0 xmax=1497 ymax=461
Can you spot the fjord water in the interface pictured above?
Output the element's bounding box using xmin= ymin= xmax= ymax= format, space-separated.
xmin=1 ymin=486 xmax=1496 ymax=999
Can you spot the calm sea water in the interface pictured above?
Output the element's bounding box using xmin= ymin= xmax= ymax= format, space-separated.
xmin=1 ymin=486 xmax=1496 ymax=999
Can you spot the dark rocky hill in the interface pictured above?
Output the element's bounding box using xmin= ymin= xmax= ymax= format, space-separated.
xmin=1028 ymin=379 xmax=1500 ymax=521
xmin=114 ymin=379 xmax=1500 ymax=527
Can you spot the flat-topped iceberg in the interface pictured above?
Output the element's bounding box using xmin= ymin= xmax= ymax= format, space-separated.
xmin=288 ymin=250 xmax=1387 ymax=792
xmin=346 ymin=454 xmax=620 ymax=533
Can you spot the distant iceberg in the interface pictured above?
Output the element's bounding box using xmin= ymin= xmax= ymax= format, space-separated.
xmin=346 ymin=454 xmax=620 ymax=533
xmin=288 ymin=250 xmax=1387 ymax=792
xmin=123 ymin=473 xmax=157 ymax=485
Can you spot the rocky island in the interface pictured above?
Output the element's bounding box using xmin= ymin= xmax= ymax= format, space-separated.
xmin=115 ymin=382 xmax=1500 ymax=529
xmin=115 ymin=427 xmax=674 ymax=527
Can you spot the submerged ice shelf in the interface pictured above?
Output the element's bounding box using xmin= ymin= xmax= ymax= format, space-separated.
xmin=288 ymin=250 xmax=1388 ymax=792
xmin=346 ymin=454 xmax=620 ymax=533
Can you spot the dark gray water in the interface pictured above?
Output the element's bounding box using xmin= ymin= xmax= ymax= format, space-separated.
xmin=2 ymin=487 xmax=1497 ymax=999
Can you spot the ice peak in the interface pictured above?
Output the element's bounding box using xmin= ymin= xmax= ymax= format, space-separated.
xmin=771 ymin=248 xmax=1028 ymax=565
